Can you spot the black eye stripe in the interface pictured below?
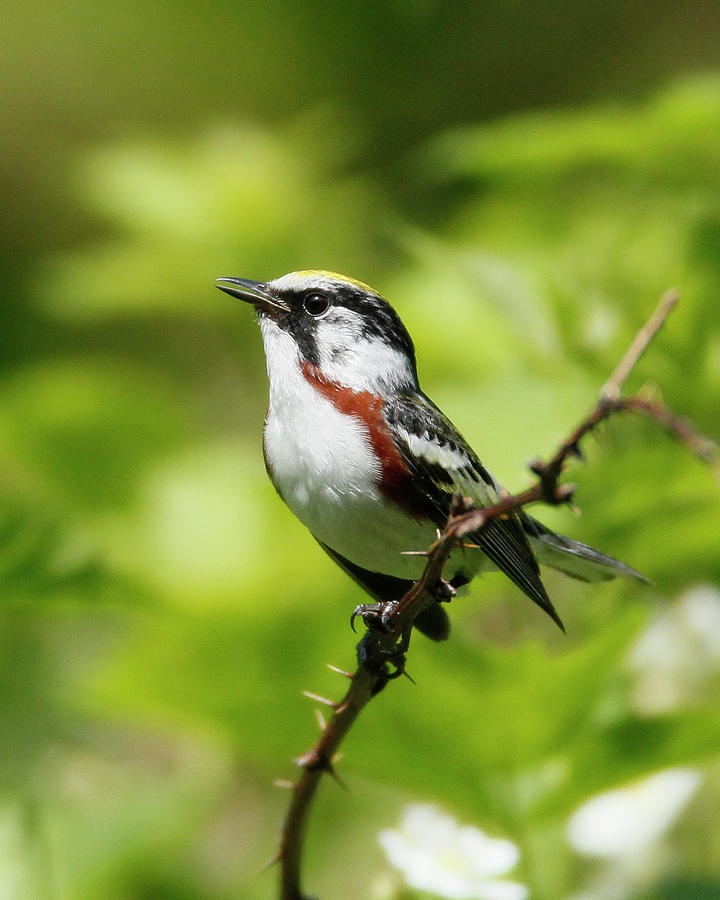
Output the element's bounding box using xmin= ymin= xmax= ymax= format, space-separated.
xmin=303 ymin=292 xmax=330 ymax=317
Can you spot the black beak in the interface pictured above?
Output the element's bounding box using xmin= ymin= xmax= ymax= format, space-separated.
xmin=215 ymin=277 xmax=290 ymax=312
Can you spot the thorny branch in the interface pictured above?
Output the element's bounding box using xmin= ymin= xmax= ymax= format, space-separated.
xmin=277 ymin=288 xmax=718 ymax=900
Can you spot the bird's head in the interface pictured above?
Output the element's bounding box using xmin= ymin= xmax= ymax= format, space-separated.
xmin=216 ymin=270 xmax=419 ymax=394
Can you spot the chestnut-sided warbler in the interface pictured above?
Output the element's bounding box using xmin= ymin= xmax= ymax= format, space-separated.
xmin=217 ymin=270 xmax=643 ymax=640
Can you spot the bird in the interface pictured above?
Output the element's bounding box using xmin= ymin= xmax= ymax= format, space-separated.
xmin=216 ymin=270 xmax=645 ymax=641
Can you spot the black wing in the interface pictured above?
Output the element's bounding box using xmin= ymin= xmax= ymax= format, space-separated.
xmin=383 ymin=391 xmax=564 ymax=630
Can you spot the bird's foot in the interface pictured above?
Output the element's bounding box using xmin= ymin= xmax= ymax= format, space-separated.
xmin=350 ymin=600 xmax=399 ymax=634
xmin=356 ymin=624 xmax=413 ymax=685
xmin=352 ymin=601 xmax=414 ymax=683
xmin=430 ymin=577 xmax=462 ymax=603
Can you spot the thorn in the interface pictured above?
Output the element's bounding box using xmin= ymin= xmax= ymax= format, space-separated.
xmin=554 ymin=483 xmax=575 ymax=504
xmin=302 ymin=690 xmax=336 ymax=708
xmin=327 ymin=663 xmax=353 ymax=678
xmin=529 ymin=457 xmax=547 ymax=476
xmin=273 ymin=779 xmax=295 ymax=789
xmin=402 ymin=669 xmax=417 ymax=685
xmin=258 ymin=853 xmax=281 ymax=874
xmin=314 ymin=708 xmax=327 ymax=731
xmin=334 ymin=701 xmax=350 ymax=716
xmin=327 ymin=766 xmax=349 ymax=791
xmin=638 ymin=380 xmax=661 ymax=401
xmin=401 ymin=549 xmax=430 ymax=556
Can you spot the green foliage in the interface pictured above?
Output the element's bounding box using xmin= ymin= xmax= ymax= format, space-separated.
xmin=3 ymin=7 xmax=720 ymax=896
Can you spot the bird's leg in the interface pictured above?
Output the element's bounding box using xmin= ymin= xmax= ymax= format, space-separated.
xmin=356 ymin=618 xmax=412 ymax=682
xmin=352 ymin=575 xmax=464 ymax=673
xmin=352 ymin=599 xmax=414 ymax=681
xmin=429 ymin=578 xmax=456 ymax=603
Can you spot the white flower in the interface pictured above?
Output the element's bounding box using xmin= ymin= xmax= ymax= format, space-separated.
xmin=628 ymin=584 xmax=720 ymax=714
xmin=566 ymin=768 xmax=701 ymax=859
xmin=378 ymin=804 xmax=528 ymax=900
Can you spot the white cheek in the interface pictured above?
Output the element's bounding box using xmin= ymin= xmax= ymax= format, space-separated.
xmin=317 ymin=333 xmax=416 ymax=393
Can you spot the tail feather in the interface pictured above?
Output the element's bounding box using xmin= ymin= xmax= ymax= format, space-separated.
xmin=521 ymin=514 xmax=649 ymax=584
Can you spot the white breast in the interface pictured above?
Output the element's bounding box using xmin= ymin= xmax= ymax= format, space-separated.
xmin=260 ymin=321 xmax=441 ymax=579
xmin=263 ymin=339 xmax=382 ymax=511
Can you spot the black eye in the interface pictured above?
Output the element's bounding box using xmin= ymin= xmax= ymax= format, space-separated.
xmin=303 ymin=291 xmax=330 ymax=317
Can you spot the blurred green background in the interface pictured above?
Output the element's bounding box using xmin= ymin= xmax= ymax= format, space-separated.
xmin=3 ymin=2 xmax=720 ymax=898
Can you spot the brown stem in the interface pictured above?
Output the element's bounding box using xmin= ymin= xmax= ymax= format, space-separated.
xmin=280 ymin=666 xmax=377 ymax=900
xmin=600 ymin=288 xmax=680 ymax=399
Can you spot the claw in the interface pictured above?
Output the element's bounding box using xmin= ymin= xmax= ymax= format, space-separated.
xmin=351 ymin=601 xmax=395 ymax=633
